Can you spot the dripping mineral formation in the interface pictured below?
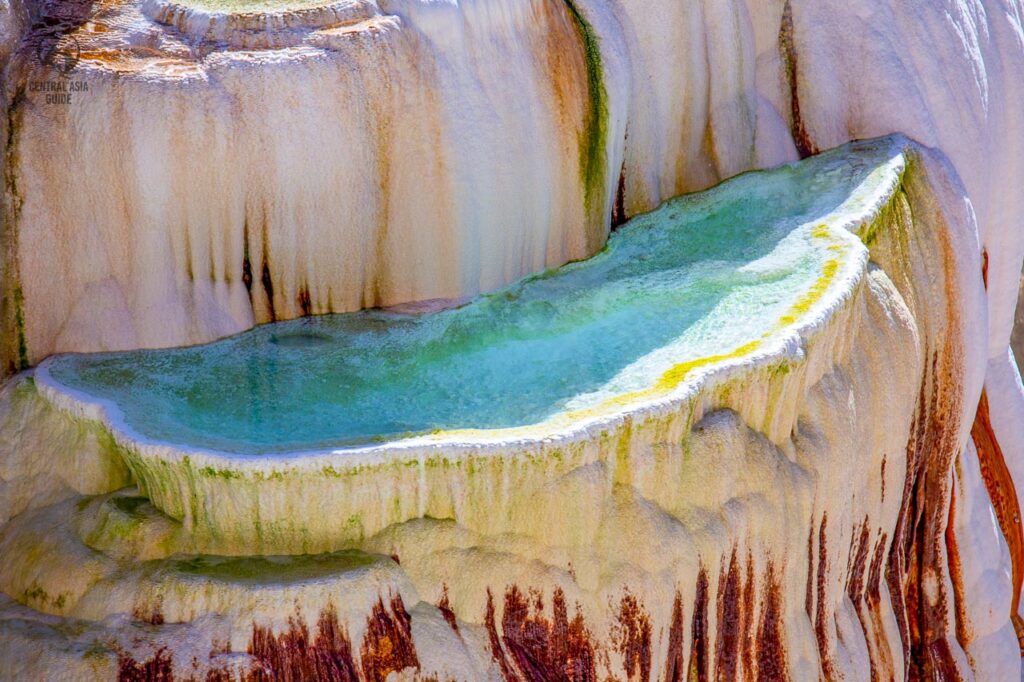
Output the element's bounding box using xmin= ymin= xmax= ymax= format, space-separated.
xmin=0 ymin=137 xmax=1016 ymax=680
xmin=1 ymin=0 xmax=1024 ymax=680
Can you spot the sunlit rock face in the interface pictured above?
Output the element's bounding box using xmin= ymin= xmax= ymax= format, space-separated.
xmin=2 ymin=0 xmax=1022 ymax=371
xmin=0 ymin=138 xmax=1018 ymax=680
xmin=3 ymin=0 xmax=608 ymax=366
xmin=2 ymin=0 xmax=1024 ymax=680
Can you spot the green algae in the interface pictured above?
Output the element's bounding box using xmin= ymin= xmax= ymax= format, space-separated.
xmin=563 ymin=0 xmax=609 ymax=241
xmin=169 ymin=550 xmax=380 ymax=584
xmin=12 ymin=286 xmax=27 ymax=370
xmin=199 ymin=466 xmax=242 ymax=480
xmin=82 ymin=641 xmax=110 ymax=661
xmin=3 ymin=87 xmax=29 ymax=373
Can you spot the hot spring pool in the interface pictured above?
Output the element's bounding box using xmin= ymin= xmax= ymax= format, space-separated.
xmin=39 ymin=141 xmax=899 ymax=455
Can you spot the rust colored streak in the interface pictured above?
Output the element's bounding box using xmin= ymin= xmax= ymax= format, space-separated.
xmin=971 ymin=390 xmax=1024 ymax=649
xmin=247 ymin=604 xmax=359 ymax=682
xmin=485 ymin=589 xmax=519 ymax=682
xmin=847 ymin=518 xmax=871 ymax=604
xmin=260 ymin=260 xmax=275 ymax=322
xmin=913 ymin=351 xmax=966 ymax=680
xmin=360 ymin=594 xmax=419 ymax=682
xmin=314 ymin=605 xmax=361 ymax=682
xmin=438 ymin=584 xmax=460 ymax=635
xmin=881 ymin=456 xmax=887 ymax=503
xmin=778 ymin=0 xmax=818 ymax=158
xmin=886 ymin=347 xmax=968 ymax=680
xmin=865 ymin=533 xmax=895 ymax=682
xmin=611 ymin=163 xmax=628 ymax=228
xmin=118 ymin=648 xmax=174 ymax=682
xmin=248 ymin=613 xmax=313 ymax=680
xmin=133 ymin=597 xmax=165 ymax=626
xmin=885 ymin=377 xmax=926 ymax=679
xmin=945 ymin=476 xmax=971 ymax=657
xmin=612 ymin=590 xmax=652 ymax=682
xmin=241 ymin=220 xmax=254 ymax=300
xmin=867 ymin=533 xmax=888 ymax=608
xmin=663 ymin=592 xmax=685 ymax=682
xmin=814 ymin=515 xmax=836 ymax=680
xmin=714 ymin=550 xmax=742 ymax=682
xmin=298 ymin=286 xmax=312 ymax=317
xmin=880 ymin=221 xmax=977 ymax=681
xmin=499 ymin=585 xmax=598 ymax=682
xmin=849 ymin=521 xmax=896 ymax=682
xmin=805 ymin=522 xmax=815 ymax=622
xmin=740 ymin=553 xmax=756 ymax=680
xmin=756 ymin=561 xmax=788 ymax=681
xmin=688 ymin=568 xmax=710 ymax=682
xmin=204 ymin=666 xmax=237 ymax=682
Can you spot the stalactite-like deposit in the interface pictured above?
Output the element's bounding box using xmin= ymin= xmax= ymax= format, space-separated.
xmin=0 ymin=137 xmax=1016 ymax=679
xmin=1 ymin=0 xmax=1023 ymax=679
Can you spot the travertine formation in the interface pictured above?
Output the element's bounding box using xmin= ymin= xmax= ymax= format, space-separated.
xmin=1 ymin=0 xmax=1023 ymax=680
xmin=0 ymin=138 xmax=1019 ymax=680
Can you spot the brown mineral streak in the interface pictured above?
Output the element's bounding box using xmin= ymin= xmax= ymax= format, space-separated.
xmin=881 ymin=456 xmax=887 ymax=503
xmin=613 ymin=590 xmax=653 ymax=682
xmin=663 ymin=592 xmax=685 ymax=682
xmin=804 ymin=522 xmax=815 ymax=622
xmin=814 ymin=514 xmax=836 ymax=680
xmin=360 ymin=594 xmax=420 ymax=682
xmin=740 ymin=553 xmax=756 ymax=680
xmin=866 ymin=532 xmax=895 ymax=681
xmin=887 ymin=348 xmax=966 ymax=681
xmin=688 ymin=567 xmax=710 ymax=682
xmin=756 ymin=561 xmax=788 ymax=681
xmin=847 ymin=519 xmax=871 ymax=603
xmin=133 ymin=596 xmax=166 ymax=626
xmin=847 ymin=519 xmax=896 ymax=681
xmin=118 ymin=648 xmax=174 ymax=682
xmin=778 ymin=0 xmax=817 ymax=159
xmin=714 ymin=550 xmax=742 ymax=682
xmin=886 ymin=208 xmax=969 ymax=681
xmin=612 ymin=163 xmax=628 ymax=227
xmin=247 ymin=604 xmax=359 ymax=682
xmin=945 ymin=472 xmax=971 ymax=661
xmin=493 ymin=585 xmax=598 ymax=682
xmin=485 ymin=588 xmax=519 ymax=682
xmin=115 ymin=575 xmax=808 ymax=682
xmin=539 ymin=0 xmax=593 ymax=259
xmin=438 ymin=584 xmax=460 ymax=634
xmin=886 ymin=371 xmax=926 ymax=678
xmin=970 ymin=390 xmax=1024 ymax=648
xmin=118 ymin=604 xmax=365 ymax=681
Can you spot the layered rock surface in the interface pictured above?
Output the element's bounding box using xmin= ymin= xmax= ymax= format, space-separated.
xmin=2 ymin=0 xmax=1022 ymax=371
xmin=2 ymin=0 xmax=1024 ymax=680
xmin=0 ymin=138 xmax=1018 ymax=680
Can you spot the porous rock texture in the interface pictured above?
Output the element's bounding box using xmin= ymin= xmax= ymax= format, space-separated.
xmin=0 ymin=0 xmax=1023 ymax=680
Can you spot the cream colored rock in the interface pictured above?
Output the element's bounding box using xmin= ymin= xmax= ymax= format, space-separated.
xmin=5 ymin=0 xmax=606 ymax=365
xmin=0 ymin=376 xmax=129 ymax=527
xmin=0 ymin=0 xmax=1022 ymax=677
xmin=0 ymin=138 xmax=1013 ymax=679
xmin=5 ymin=0 xmax=1021 ymax=373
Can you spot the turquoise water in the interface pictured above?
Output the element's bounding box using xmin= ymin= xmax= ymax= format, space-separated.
xmin=45 ymin=143 xmax=891 ymax=454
